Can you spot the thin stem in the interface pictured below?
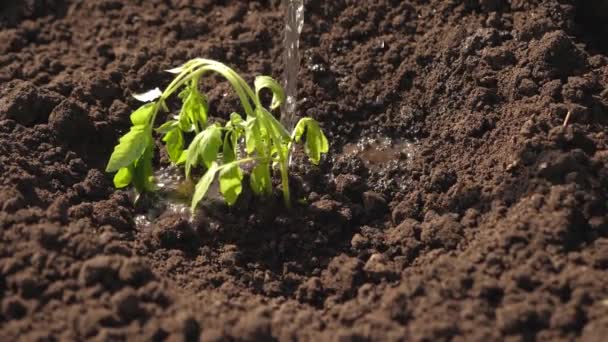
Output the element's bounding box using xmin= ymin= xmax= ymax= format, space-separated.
xmin=279 ymin=160 xmax=291 ymax=208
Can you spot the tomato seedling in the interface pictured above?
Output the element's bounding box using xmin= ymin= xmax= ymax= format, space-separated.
xmin=105 ymin=58 xmax=329 ymax=210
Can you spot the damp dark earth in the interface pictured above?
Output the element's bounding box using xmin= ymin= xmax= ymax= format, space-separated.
xmin=1 ymin=1 xmax=608 ymax=341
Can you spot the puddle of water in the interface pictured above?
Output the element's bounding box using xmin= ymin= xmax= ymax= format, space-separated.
xmin=134 ymin=166 xmax=217 ymax=228
xmin=155 ymin=165 xmax=195 ymax=202
xmin=342 ymin=137 xmax=415 ymax=170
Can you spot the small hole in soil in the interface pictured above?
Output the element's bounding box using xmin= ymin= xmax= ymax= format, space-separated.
xmin=574 ymin=0 xmax=608 ymax=54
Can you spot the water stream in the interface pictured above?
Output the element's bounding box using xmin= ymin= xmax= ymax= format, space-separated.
xmin=281 ymin=0 xmax=304 ymax=130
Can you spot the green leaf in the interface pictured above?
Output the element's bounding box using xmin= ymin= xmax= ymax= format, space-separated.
xmin=219 ymin=163 xmax=243 ymax=206
xmin=113 ymin=167 xmax=133 ymax=188
xmin=132 ymin=141 xmax=155 ymax=192
xmin=257 ymin=107 xmax=290 ymax=142
xmin=304 ymin=120 xmax=329 ymax=165
xmin=254 ymin=76 xmax=286 ymax=110
xmin=250 ymin=163 xmax=272 ymax=195
xmin=292 ymin=118 xmax=329 ymax=165
xmin=185 ymin=125 xmax=222 ymax=179
xmin=223 ymin=131 xmax=237 ymax=163
xmin=230 ymin=112 xmax=245 ymax=128
xmin=292 ymin=118 xmax=307 ymax=142
xmin=179 ymin=85 xmax=208 ymax=132
xmin=162 ymin=127 xmax=184 ymax=163
xmin=106 ymin=125 xmax=151 ymax=173
xmin=130 ymin=103 xmax=156 ymax=126
xmin=176 ymin=149 xmax=188 ymax=165
xmin=191 ymin=162 xmax=219 ymax=211
xmin=245 ymin=117 xmax=259 ymax=154
xmin=156 ymin=120 xmax=178 ymax=134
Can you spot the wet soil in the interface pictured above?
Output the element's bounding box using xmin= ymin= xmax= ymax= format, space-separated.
xmin=1 ymin=0 xmax=608 ymax=340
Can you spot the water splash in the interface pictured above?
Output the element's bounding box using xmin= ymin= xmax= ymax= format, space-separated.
xmin=281 ymin=0 xmax=304 ymax=130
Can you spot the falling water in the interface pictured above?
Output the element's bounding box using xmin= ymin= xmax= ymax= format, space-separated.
xmin=281 ymin=0 xmax=304 ymax=130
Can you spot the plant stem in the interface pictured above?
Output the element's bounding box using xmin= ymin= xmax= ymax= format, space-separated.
xmin=279 ymin=160 xmax=291 ymax=208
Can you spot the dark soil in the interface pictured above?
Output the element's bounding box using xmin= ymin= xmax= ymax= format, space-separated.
xmin=1 ymin=0 xmax=608 ymax=340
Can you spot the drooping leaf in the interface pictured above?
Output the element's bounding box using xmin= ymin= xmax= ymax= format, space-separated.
xmin=304 ymin=120 xmax=329 ymax=165
xmin=113 ymin=166 xmax=133 ymax=188
xmin=250 ymin=163 xmax=272 ymax=195
xmin=132 ymin=88 xmax=162 ymax=102
xmin=292 ymin=118 xmax=308 ymax=142
xmin=178 ymin=85 xmax=208 ymax=132
xmin=219 ymin=163 xmax=243 ymax=206
xmin=257 ymin=107 xmax=290 ymax=142
xmin=191 ymin=162 xmax=219 ymax=211
xmin=178 ymin=109 xmax=193 ymax=132
xmin=132 ymin=141 xmax=155 ymax=192
xmin=130 ymin=103 xmax=156 ymax=126
xmin=198 ymin=124 xmax=222 ymax=167
xmin=185 ymin=124 xmax=222 ymax=179
xmin=177 ymin=149 xmax=188 ymax=165
xmin=106 ymin=125 xmax=151 ymax=173
xmin=292 ymin=118 xmax=329 ymax=165
xmin=189 ymin=89 xmax=209 ymax=127
xmin=162 ymin=127 xmax=184 ymax=164
xmin=177 ymin=87 xmax=194 ymax=132
xmin=223 ymin=131 xmax=237 ymax=163
xmin=254 ymin=76 xmax=286 ymax=110
xmin=245 ymin=117 xmax=259 ymax=154
xmin=156 ymin=120 xmax=178 ymax=134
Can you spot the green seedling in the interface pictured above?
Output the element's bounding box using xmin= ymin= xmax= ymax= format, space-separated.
xmin=105 ymin=58 xmax=329 ymax=210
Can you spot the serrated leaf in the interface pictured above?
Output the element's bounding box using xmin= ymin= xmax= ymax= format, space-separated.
xmin=250 ymin=163 xmax=272 ymax=195
xmin=163 ymin=127 xmax=184 ymax=163
xmin=106 ymin=125 xmax=151 ymax=173
xmin=113 ymin=167 xmax=133 ymax=188
xmin=130 ymin=103 xmax=156 ymax=126
xmin=185 ymin=125 xmax=222 ymax=179
xmin=254 ymin=76 xmax=286 ymax=110
xmin=219 ymin=163 xmax=243 ymax=206
xmin=133 ymin=88 xmax=162 ymax=102
xmin=191 ymin=162 xmax=219 ymax=211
